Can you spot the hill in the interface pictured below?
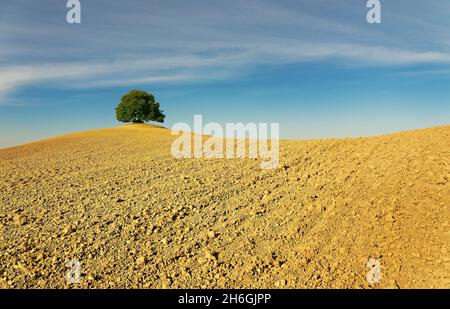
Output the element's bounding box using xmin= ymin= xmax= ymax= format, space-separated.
xmin=0 ymin=123 xmax=449 ymax=288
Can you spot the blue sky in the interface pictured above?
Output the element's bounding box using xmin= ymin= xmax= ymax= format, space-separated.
xmin=1 ymin=0 xmax=450 ymax=147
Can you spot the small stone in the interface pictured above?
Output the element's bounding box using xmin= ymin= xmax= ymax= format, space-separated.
xmin=13 ymin=215 xmax=27 ymax=226
xmin=62 ymin=225 xmax=73 ymax=235
xmin=198 ymin=257 xmax=207 ymax=264
xmin=272 ymin=259 xmax=281 ymax=268
xmin=161 ymin=278 xmax=172 ymax=289
xmin=18 ymin=263 xmax=30 ymax=275
xmin=36 ymin=251 xmax=45 ymax=261
xmin=207 ymin=231 xmax=216 ymax=239
xmin=205 ymin=251 xmax=217 ymax=261
xmin=136 ymin=256 xmax=147 ymax=266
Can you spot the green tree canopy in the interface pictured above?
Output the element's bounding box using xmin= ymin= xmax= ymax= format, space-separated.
xmin=115 ymin=90 xmax=165 ymax=123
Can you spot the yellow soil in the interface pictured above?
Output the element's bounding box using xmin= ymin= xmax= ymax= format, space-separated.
xmin=0 ymin=123 xmax=449 ymax=288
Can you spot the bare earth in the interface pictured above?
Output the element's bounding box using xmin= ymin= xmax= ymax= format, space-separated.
xmin=0 ymin=124 xmax=449 ymax=288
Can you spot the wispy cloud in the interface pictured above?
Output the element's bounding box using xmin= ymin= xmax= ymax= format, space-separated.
xmin=1 ymin=0 xmax=450 ymax=104
xmin=2 ymin=42 xmax=450 ymax=104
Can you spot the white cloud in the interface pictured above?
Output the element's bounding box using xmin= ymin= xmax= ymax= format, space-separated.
xmin=2 ymin=40 xmax=450 ymax=104
xmin=1 ymin=0 xmax=450 ymax=104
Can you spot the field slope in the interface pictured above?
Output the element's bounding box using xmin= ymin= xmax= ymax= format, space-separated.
xmin=0 ymin=123 xmax=449 ymax=288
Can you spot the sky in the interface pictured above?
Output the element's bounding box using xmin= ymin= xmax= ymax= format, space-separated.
xmin=0 ymin=0 xmax=450 ymax=147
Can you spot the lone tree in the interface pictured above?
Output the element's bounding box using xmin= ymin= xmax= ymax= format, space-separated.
xmin=116 ymin=90 xmax=165 ymax=123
